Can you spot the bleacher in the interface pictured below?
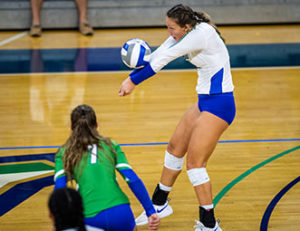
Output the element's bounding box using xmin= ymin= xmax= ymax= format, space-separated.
xmin=0 ymin=0 xmax=299 ymax=30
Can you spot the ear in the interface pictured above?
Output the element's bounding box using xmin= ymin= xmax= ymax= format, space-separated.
xmin=95 ymin=122 xmax=98 ymax=128
xmin=184 ymin=24 xmax=192 ymax=32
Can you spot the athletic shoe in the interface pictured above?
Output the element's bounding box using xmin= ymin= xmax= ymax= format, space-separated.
xmin=194 ymin=219 xmax=222 ymax=231
xmin=135 ymin=200 xmax=173 ymax=226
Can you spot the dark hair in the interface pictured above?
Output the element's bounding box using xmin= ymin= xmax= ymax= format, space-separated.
xmin=166 ymin=4 xmax=224 ymax=42
xmin=48 ymin=188 xmax=86 ymax=231
xmin=62 ymin=104 xmax=116 ymax=181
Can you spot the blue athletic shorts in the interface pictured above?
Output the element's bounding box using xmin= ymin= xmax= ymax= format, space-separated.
xmin=198 ymin=92 xmax=236 ymax=125
xmin=85 ymin=204 xmax=135 ymax=231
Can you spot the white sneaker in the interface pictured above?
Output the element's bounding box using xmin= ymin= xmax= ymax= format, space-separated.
xmin=194 ymin=220 xmax=222 ymax=231
xmin=135 ymin=200 xmax=173 ymax=226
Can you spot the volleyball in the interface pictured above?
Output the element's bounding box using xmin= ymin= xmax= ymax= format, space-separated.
xmin=121 ymin=38 xmax=151 ymax=69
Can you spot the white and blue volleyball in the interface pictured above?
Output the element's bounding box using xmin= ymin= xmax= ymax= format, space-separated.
xmin=121 ymin=38 xmax=151 ymax=69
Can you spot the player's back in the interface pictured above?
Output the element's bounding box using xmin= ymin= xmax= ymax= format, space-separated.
xmin=73 ymin=141 xmax=130 ymax=218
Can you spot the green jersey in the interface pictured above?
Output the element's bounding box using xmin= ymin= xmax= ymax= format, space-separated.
xmin=54 ymin=140 xmax=131 ymax=217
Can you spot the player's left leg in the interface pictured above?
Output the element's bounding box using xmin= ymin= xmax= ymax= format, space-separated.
xmin=186 ymin=111 xmax=228 ymax=230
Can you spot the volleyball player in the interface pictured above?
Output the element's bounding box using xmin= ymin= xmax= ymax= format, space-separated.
xmin=54 ymin=104 xmax=160 ymax=231
xmin=119 ymin=4 xmax=236 ymax=231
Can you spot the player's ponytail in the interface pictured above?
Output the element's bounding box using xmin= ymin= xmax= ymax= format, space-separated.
xmin=167 ymin=4 xmax=225 ymax=42
xmin=193 ymin=11 xmax=224 ymax=42
xmin=63 ymin=104 xmax=116 ymax=181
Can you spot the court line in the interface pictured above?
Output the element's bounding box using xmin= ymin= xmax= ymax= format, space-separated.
xmin=260 ymin=176 xmax=300 ymax=231
xmin=0 ymin=138 xmax=299 ymax=150
xmin=213 ymin=145 xmax=300 ymax=206
xmin=0 ymin=145 xmax=299 ymax=217
xmin=0 ymin=153 xmax=55 ymax=163
xmin=0 ymin=31 xmax=27 ymax=47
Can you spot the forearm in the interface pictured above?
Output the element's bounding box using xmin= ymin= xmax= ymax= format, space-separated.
xmin=119 ymin=169 xmax=155 ymax=216
xmin=129 ymin=63 xmax=156 ymax=85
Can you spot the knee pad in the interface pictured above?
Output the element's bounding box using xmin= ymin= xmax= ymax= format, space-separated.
xmin=164 ymin=150 xmax=184 ymax=171
xmin=187 ymin=168 xmax=210 ymax=186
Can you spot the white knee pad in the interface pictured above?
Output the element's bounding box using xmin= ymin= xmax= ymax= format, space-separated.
xmin=164 ymin=150 xmax=184 ymax=171
xmin=187 ymin=168 xmax=210 ymax=186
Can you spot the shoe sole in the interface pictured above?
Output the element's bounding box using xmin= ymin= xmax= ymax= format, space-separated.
xmin=136 ymin=208 xmax=173 ymax=226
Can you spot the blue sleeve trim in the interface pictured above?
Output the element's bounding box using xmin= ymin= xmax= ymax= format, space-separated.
xmin=119 ymin=169 xmax=156 ymax=216
xmin=129 ymin=63 xmax=156 ymax=85
xmin=54 ymin=175 xmax=67 ymax=189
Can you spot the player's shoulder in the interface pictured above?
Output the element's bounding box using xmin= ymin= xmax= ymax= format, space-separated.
xmin=98 ymin=139 xmax=120 ymax=151
xmin=55 ymin=145 xmax=66 ymax=157
xmin=105 ymin=139 xmax=119 ymax=148
xmin=195 ymin=23 xmax=214 ymax=33
xmin=110 ymin=139 xmax=118 ymax=146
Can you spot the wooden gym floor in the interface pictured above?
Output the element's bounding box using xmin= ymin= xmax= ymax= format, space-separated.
xmin=0 ymin=25 xmax=299 ymax=231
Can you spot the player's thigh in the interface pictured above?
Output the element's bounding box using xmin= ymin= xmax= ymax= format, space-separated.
xmin=167 ymin=103 xmax=200 ymax=156
xmin=186 ymin=111 xmax=228 ymax=169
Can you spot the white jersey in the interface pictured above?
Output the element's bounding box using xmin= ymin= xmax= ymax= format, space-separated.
xmin=150 ymin=23 xmax=234 ymax=94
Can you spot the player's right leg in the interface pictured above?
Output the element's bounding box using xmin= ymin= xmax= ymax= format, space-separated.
xmin=136 ymin=103 xmax=201 ymax=225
